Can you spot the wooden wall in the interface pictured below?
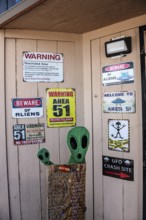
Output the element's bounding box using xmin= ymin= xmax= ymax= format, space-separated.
xmin=83 ymin=21 xmax=143 ymax=220
xmin=2 ymin=30 xmax=84 ymax=220
xmin=0 ymin=15 xmax=146 ymax=220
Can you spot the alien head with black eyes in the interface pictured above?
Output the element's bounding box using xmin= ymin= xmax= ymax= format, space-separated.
xmin=67 ymin=126 xmax=89 ymax=164
xmin=37 ymin=126 xmax=90 ymax=165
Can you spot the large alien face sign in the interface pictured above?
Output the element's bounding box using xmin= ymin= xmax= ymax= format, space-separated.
xmin=67 ymin=126 xmax=90 ymax=164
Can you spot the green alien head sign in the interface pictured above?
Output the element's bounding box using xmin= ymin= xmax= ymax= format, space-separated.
xmin=67 ymin=126 xmax=90 ymax=164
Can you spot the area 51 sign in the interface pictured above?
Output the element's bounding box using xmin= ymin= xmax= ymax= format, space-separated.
xmin=103 ymin=91 xmax=136 ymax=113
xmin=46 ymin=88 xmax=76 ymax=128
xmin=12 ymin=98 xmax=43 ymax=118
xmin=13 ymin=123 xmax=45 ymax=145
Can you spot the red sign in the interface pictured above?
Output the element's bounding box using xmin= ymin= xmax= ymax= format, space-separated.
xmin=12 ymin=98 xmax=42 ymax=108
xmin=103 ymin=62 xmax=133 ymax=72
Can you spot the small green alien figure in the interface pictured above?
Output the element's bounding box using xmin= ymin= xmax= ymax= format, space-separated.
xmin=37 ymin=148 xmax=53 ymax=165
xmin=37 ymin=126 xmax=90 ymax=165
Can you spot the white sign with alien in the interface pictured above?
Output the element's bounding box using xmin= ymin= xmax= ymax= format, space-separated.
xmin=102 ymin=62 xmax=134 ymax=86
xmin=108 ymin=119 xmax=130 ymax=152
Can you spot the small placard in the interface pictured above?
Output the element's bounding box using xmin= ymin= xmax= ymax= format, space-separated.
xmin=102 ymin=62 xmax=134 ymax=86
xmin=103 ymin=156 xmax=134 ymax=181
xmin=12 ymin=98 xmax=43 ymax=118
xmin=23 ymin=52 xmax=64 ymax=82
xmin=46 ymin=88 xmax=76 ymax=128
xmin=103 ymin=91 xmax=136 ymax=113
xmin=108 ymin=119 xmax=130 ymax=152
xmin=13 ymin=123 xmax=45 ymax=145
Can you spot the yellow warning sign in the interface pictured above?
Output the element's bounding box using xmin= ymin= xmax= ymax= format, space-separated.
xmin=46 ymin=88 xmax=76 ymax=127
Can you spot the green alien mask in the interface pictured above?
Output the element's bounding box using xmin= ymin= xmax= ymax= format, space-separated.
xmin=67 ymin=126 xmax=90 ymax=164
xmin=37 ymin=148 xmax=53 ymax=166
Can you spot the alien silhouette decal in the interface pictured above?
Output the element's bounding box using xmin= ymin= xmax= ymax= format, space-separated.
xmin=108 ymin=119 xmax=130 ymax=152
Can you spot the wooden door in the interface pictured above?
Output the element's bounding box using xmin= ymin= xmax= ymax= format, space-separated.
xmin=91 ymin=28 xmax=143 ymax=220
xmin=5 ymin=30 xmax=83 ymax=220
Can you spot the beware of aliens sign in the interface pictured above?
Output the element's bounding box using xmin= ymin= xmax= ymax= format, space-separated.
xmin=103 ymin=91 xmax=136 ymax=113
xmin=12 ymin=98 xmax=43 ymax=118
xmin=102 ymin=61 xmax=134 ymax=86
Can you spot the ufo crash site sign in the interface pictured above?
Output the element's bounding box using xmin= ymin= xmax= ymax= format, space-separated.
xmin=103 ymin=155 xmax=134 ymax=181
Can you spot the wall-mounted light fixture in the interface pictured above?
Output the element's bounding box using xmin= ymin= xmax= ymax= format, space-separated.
xmin=105 ymin=36 xmax=132 ymax=58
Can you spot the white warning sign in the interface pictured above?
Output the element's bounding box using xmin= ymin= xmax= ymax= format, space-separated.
xmin=23 ymin=52 xmax=64 ymax=82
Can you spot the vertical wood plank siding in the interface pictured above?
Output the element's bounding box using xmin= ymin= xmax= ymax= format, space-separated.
xmin=83 ymin=27 xmax=143 ymax=220
xmin=5 ymin=30 xmax=84 ymax=220
xmin=0 ymin=30 xmax=10 ymax=220
xmin=1 ymin=14 xmax=145 ymax=220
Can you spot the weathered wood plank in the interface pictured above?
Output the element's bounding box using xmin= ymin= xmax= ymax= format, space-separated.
xmin=37 ymin=39 xmax=59 ymax=220
xmin=16 ymin=39 xmax=41 ymax=220
xmin=5 ymin=38 xmax=21 ymax=220
xmin=0 ymin=30 xmax=10 ymax=220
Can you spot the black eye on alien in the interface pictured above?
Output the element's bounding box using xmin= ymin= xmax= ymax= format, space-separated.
xmin=70 ymin=137 xmax=77 ymax=149
xmin=82 ymin=135 xmax=88 ymax=148
xmin=45 ymin=152 xmax=49 ymax=158
xmin=38 ymin=155 xmax=43 ymax=160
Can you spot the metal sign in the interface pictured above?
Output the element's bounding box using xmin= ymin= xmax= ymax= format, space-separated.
xmin=102 ymin=61 xmax=134 ymax=86
xmin=12 ymin=98 xmax=43 ymax=118
xmin=46 ymin=88 xmax=76 ymax=128
xmin=108 ymin=119 xmax=130 ymax=152
xmin=23 ymin=52 xmax=64 ymax=82
xmin=103 ymin=155 xmax=134 ymax=181
xmin=103 ymin=91 xmax=136 ymax=113
xmin=13 ymin=123 xmax=45 ymax=145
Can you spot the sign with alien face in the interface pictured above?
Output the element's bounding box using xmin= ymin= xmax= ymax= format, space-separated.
xmin=103 ymin=91 xmax=136 ymax=113
xmin=102 ymin=62 xmax=134 ymax=86
xmin=108 ymin=119 xmax=130 ymax=152
xmin=46 ymin=88 xmax=76 ymax=128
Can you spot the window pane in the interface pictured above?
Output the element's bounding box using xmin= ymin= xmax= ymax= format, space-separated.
xmin=0 ymin=0 xmax=22 ymax=14
xmin=0 ymin=0 xmax=8 ymax=14
xmin=8 ymin=0 xmax=21 ymax=8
